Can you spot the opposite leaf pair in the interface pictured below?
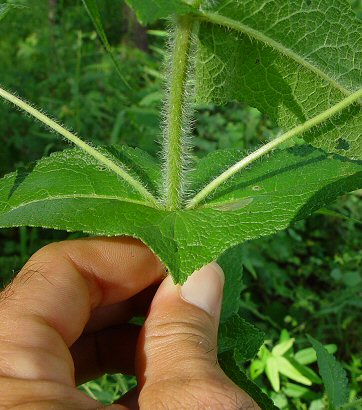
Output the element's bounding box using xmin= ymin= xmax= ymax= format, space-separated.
xmin=0 ymin=0 xmax=361 ymax=283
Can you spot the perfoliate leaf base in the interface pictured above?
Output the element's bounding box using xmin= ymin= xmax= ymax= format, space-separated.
xmin=1 ymin=145 xmax=361 ymax=283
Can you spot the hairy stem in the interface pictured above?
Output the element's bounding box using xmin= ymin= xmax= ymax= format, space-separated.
xmin=0 ymin=87 xmax=160 ymax=208
xmin=186 ymin=88 xmax=362 ymax=209
xmin=163 ymin=16 xmax=194 ymax=210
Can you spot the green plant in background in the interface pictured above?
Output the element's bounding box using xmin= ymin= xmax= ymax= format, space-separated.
xmin=252 ymin=334 xmax=314 ymax=392
xmin=0 ymin=1 xmax=24 ymax=21
xmin=248 ymin=331 xmax=360 ymax=410
xmin=78 ymin=374 xmax=137 ymax=405
xmin=307 ymin=336 xmax=351 ymax=410
xmin=249 ymin=330 xmax=336 ymax=399
xmin=0 ymin=0 xmax=361 ymax=408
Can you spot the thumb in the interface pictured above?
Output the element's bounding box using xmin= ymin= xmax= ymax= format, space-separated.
xmin=136 ymin=262 xmax=224 ymax=390
xmin=134 ymin=262 xmax=259 ymax=409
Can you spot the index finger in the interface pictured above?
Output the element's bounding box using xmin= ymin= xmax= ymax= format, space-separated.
xmin=0 ymin=236 xmax=164 ymax=386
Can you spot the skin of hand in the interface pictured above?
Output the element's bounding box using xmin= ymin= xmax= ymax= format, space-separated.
xmin=0 ymin=237 xmax=258 ymax=410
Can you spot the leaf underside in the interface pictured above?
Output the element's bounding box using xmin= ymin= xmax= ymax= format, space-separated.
xmin=196 ymin=0 xmax=362 ymax=160
xmin=0 ymin=145 xmax=361 ymax=283
xmin=2 ymin=0 xmax=362 ymax=283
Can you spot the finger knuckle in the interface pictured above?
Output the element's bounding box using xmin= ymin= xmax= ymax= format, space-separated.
xmin=145 ymin=310 xmax=216 ymax=357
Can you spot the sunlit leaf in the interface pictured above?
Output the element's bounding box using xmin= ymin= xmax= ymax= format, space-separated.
xmin=250 ymin=359 xmax=265 ymax=380
xmin=272 ymin=338 xmax=295 ymax=357
xmin=275 ymin=356 xmax=312 ymax=386
xmin=266 ymin=357 xmax=280 ymax=392
xmin=295 ymin=344 xmax=337 ymax=365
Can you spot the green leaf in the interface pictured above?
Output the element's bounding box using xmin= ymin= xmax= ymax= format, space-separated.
xmin=266 ymin=356 xmax=280 ymax=392
xmin=0 ymin=4 xmax=11 ymax=22
xmin=219 ymin=350 xmax=278 ymax=409
xmin=337 ymin=399 xmax=362 ymax=410
xmin=274 ymin=356 xmax=312 ymax=386
xmin=272 ymin=338 xmax=295 ymax=357
xmin=82 ymin=0 xmax=129 ymax=87
xmin=1 ymin=145 xmax=362 ymax=283
xmin=218 ymin=315 xmax=265 ymax=360
xmin=217 ymin=244 xmax=244 ymax=322
xmin=279 ymin=329 xmax=291 ymax=343
xmin=315 ymin=208 xmax=362 ymax=224
xmin=308 ymin=335 xmax=349 ymax=409
xmin=196 ymin=0 xmax=362 ymax=160
xmin=295 ymin=344 xmax=337 ymax=366
xmin=258 ymin=345 xmax=270 ymax=364
xmin=342 ymin=271 xmax=362 ymax=287
xmin=249 ymin=359 xmax=265 ymax=380
xmin=283 ymin=382 xmax=313 ymax=399
xmin=0 ymin=2 xmax=24 ymax=22
xmin=126 ymin=0 xmax=194 ymax=25
xmin=287 ymin=357 xmax=322 ymax=385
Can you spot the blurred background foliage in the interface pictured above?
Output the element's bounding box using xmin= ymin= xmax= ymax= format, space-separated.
xmin=0 ymin=0 xmax=361 ymax=408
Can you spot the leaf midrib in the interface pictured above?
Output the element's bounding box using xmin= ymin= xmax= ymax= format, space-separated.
xmin=3 ymin=194 xmax=153 ymax=213
xmin=198 ymin=11 xmax=358 ymax=100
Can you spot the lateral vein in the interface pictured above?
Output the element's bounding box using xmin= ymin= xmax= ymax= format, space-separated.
xmin=198 ymin=11 xmax=356 ymax=100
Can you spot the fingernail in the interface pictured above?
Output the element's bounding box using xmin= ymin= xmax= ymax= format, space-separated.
xmin=180 ymin=262 xmax=224 ymax=316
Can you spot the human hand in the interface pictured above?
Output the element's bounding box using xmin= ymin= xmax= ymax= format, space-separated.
xmin=0 ymin=237 xmax=257 ymax=409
